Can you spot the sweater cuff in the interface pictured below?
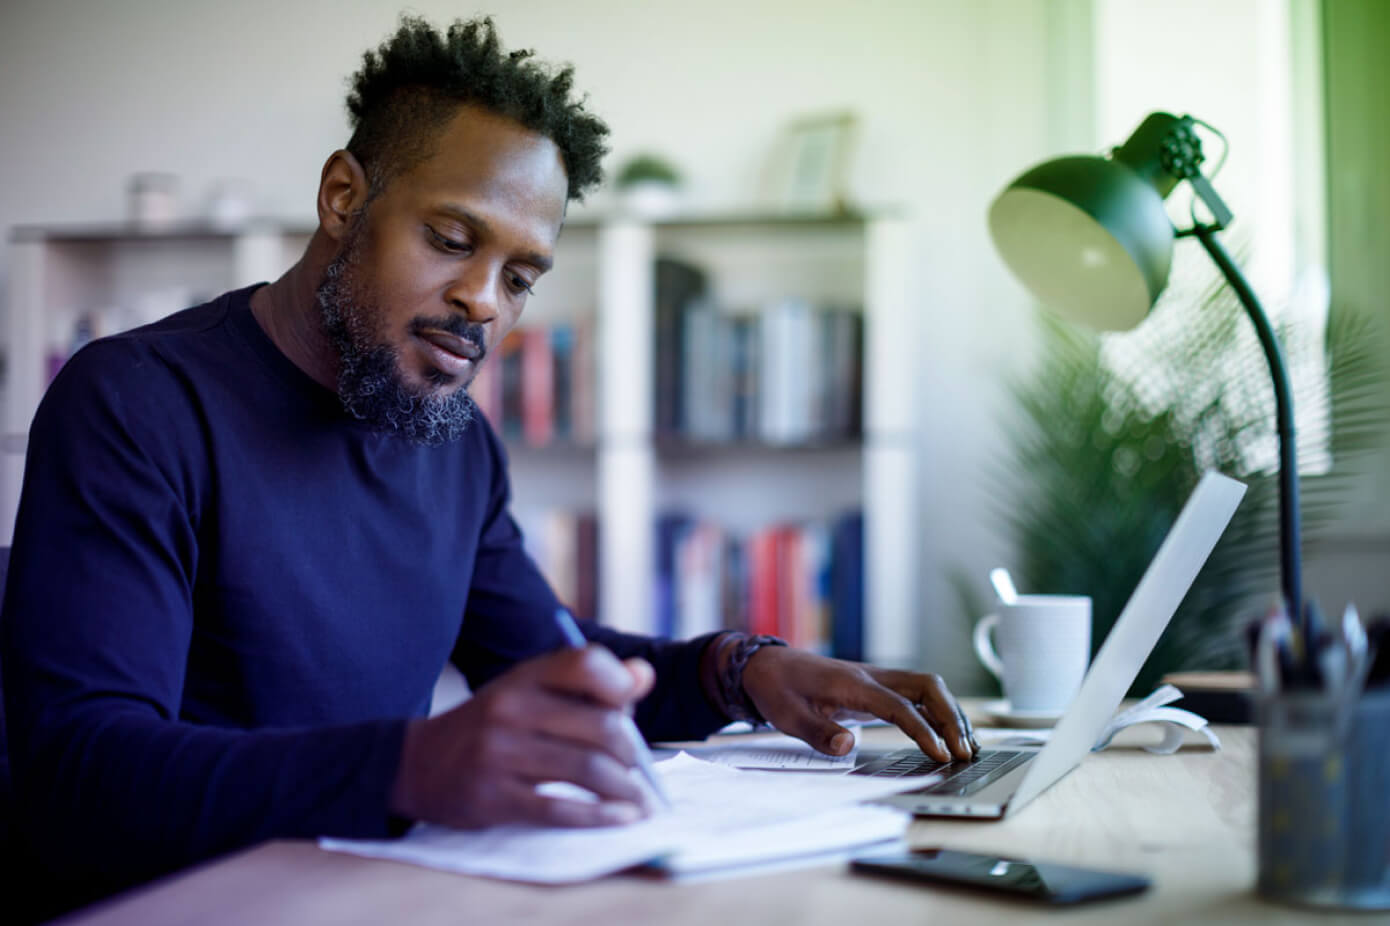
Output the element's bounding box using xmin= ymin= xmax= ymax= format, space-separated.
xmin=665 ymin=631 xmax=734 ymax=740
xmin=345 ymin=717 xmax=412 ymax=839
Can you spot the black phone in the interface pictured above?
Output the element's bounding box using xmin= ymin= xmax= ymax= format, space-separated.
xmin=850 ymin=847 xmax=1151 ymax=906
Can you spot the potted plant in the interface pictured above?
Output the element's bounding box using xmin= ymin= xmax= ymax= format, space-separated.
xmin=963 ymin=270 xmax=1386 ymax=696
xmin=613 ymin=153 xmax=683 ymax=217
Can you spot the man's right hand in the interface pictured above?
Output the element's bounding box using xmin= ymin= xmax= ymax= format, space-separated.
xmin=389 ymin=646 xmax=656 ymax=829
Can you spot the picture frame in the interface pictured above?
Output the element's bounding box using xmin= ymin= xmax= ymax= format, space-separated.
xmin=775 ymin=111 xmax=858 ymax=214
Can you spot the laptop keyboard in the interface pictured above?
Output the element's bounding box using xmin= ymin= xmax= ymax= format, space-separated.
xmin=861 ymin=749 xmax=1033 ymax=796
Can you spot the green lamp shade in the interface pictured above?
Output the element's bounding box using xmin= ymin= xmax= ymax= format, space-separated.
xmin=988 ymin=155 xmax=1176 ymax=332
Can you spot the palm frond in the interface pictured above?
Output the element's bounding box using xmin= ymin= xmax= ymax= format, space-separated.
xmin=983 ymin=272 xmax=1386 ymax=695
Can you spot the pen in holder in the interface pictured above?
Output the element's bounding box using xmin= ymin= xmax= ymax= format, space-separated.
xmin=1257 ymin=680 xmax=1390 ymax=908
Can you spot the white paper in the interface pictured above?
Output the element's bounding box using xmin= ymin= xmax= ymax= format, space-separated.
xmin=973 ymin=685 xmax=1222 ymax=755
xmin=685 ymin=727 xmax=861 ymax=770
xmin=652 ymin=804 xmax=908 ymax=877
xmin=320 ymin=752 xmax=932 ymax=883
xmin=1091 ymin=684 xmax=1222 ymax=754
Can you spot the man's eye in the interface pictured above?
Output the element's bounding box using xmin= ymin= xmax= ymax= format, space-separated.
xmin=508 ymin=274 xmax=535 ymax=296
xmin=427 ymin=227 xmax=471 ymax=253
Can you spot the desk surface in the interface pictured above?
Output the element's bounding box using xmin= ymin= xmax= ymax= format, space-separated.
xmin=54 ymin=721 xmax=1367 ymax=925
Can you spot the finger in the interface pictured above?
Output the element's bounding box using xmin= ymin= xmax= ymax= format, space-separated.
xmin=853 ymin=683 xmax=951 ymax=762
xmin=914 ymin=674 xmax=976 ymax=760
xmin=622 ymin=657 xmax=656 ymax=701
xmin=871 ymin=669 xmax=976 ymax=760
xmin=490 ymin=687 xmax=642 ymax=768
xmin=501 ymin=778 xmax=645 ymax=829
xmin=510 ymin=735 xmax=654 ymax=810
xmin=773 ymin=702 xmax=858 ymax=757
xmin=524 ymin=646 xmax=645 ymax=708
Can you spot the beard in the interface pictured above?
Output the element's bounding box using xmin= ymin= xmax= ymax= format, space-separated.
xmin=314 ymin=224 xmax=484 ymax=446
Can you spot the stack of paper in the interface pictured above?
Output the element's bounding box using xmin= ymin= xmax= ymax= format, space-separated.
xmin=321 ymin=752 xmax=936 ymax=882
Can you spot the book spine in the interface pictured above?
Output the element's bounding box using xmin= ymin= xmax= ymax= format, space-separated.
xmin=748 ymin=530 xmax=780 ymax=637
xmin=722 ymin=534 xmax=749 ymax=633
xmin=654 ymin=258 xmax=706 ymax=437
xmin=654 ymin=514 xmax=692 ymax=639
xmin=551 ymin=323 xmax=574 ymax=442
xmin=521 ymin=328 xmax=554 ymax=447
xmin=801 ymin=521 xmax=833 ymax=654
xmin=468 ymin=345 xmax=503 ymax=428
xmin=544 ymin=509 xmax=578 ymax=610
xmin=675 ymin=522 xmax=724 ymax=639
xmin=498 ymin=330 xmax=525 ymax=442
xmin=774 ymin=527 xmax=799 ymax=643
xmin=570 ymin=318 xmax=596 ymax=445
xmin=575 ymin=512 xmax=599 ymax=622
xmin=830 ymin=511 xmax=865 ymax=662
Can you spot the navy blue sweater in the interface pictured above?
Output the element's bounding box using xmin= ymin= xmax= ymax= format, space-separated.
xmin=0 ymin=285 xmax=727 ymax=899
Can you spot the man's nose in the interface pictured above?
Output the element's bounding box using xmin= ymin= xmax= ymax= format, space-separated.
xmin=443 ymin=264 xmax=499 ymax=325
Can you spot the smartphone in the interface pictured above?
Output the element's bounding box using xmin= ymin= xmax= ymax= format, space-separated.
xmin=850 ymin=848 xmax=1151 ymax=906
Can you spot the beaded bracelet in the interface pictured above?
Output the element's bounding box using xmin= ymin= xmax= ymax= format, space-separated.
xmin=718 ymin=633 xmax=788 ymax=724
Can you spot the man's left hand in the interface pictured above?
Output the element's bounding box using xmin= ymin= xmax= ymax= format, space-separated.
xmin=740 ymin=647 xmax=979 ymax=762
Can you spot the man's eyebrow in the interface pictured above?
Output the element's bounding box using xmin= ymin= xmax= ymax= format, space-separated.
xmin=434 ymin=203 xmax=554 ymax=272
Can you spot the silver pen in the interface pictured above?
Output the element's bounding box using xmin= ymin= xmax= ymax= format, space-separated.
xmin=551 ymin=608 xmax=673 ymax=811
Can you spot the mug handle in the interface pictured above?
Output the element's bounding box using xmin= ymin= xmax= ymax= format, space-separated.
xmin=973 ymin=613 xmax=1004 ymax=680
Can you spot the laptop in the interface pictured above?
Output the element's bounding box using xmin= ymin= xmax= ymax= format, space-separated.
xmin=853 ymin=471 xmax=1247 ymax=819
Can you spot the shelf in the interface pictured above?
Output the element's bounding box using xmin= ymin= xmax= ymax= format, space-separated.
xmin=4 ymin=212 xmax=922 ymax=666
xmin=9 ymin=209 xmax=887 ymax=243
xmin=502 ymin=440 xmax=599 ymax=459
xmin=10 ymin=218 xmax=317 ymax=244
xmin=562 ymin=206 xmax=899 ymax=232
xmin=653 ymin=435 xmax=863 ymax=457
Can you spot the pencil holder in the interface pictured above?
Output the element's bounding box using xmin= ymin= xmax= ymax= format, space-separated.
xmin=1256 ymin=687 xmax=1390 ymax=909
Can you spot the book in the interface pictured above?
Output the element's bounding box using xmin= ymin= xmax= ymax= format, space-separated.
xmin=654 ymin=513 xmax=694 ymax=639
xmin=569 ymin=319 xmax=596 ymax=445
xmin=654 ymin=258 xmax=707 ymax=436
xmin=675 ymin=521 xmax=725 ymax=638
xmin=550 ymin=323 xmax=574 ymax=442
xmin=467 ymin=343 xmax=503 ymax=426
xmin=728 ymin=315 xmax=760 ymax=440
xmin=521 ymin=327 xmax=554 ymax=447
xmin=747 ymin=529 xmax=781 ymax=638
xmin=497 ymin=330 xmax=525 ymax=442
xmin=574 ymin=513 xmax=599 ymax=622
xmin=830 ymin=512 xmax=865 ymax=661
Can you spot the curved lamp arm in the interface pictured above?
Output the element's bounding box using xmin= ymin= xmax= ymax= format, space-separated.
xmin=1190 ymin=225 xmax=1302 ymax=618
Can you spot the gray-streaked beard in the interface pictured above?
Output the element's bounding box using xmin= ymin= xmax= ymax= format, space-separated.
xmin=314 ymin=230 xmax=477 ymax=446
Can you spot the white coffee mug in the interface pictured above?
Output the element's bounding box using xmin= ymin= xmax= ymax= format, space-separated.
xmin=973 ymin=594 xmax=1092 ymax=713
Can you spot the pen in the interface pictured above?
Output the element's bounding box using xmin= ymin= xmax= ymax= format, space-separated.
xmin=1254 ymin=610 xmax=1293 ymax=696
xmin=551 ymin=607 xmax=673 ymax=811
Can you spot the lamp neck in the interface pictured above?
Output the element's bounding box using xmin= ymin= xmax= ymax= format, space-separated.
xmin=1192 ymin=225 xmax=1304 ymax=621
xmin=1112 ymin=112 xmax=1190 ymax=198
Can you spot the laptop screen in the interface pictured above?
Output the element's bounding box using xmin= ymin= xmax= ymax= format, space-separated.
xmin=1008 ymin=471 xmax=1247 ymax=813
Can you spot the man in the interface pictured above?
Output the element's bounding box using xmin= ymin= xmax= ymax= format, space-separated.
xmin=1 ymin=15 xmax=976 ymax=913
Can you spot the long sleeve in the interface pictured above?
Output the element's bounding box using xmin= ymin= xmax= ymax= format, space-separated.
xmin=449 ymin=426 xmax=730 ymax=742
xmin=0 ymin=341 xmax=408 ymax=896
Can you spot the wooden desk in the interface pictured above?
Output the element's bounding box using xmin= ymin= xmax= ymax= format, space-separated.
xmin=54 ymin=724 xmax=1367 ymax=925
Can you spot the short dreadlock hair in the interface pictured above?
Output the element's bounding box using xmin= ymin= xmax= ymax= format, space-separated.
xmin=345 ymin=16 xmax=609 ymax=203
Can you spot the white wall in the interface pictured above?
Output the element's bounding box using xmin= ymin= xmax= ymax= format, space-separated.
xmin=2 ymin=0 xmax=1085 ymax=690
xmin=3 ymin=1 xmax=1347 ymax=687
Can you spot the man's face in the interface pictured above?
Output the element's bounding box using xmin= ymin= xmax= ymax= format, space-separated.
xmin=317 ymin=104 xmax=569 ymax=445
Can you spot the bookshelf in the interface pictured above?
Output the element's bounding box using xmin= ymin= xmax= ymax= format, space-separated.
xmin=577 ymin=212 xmax=918 ymax=667
xmin=2 ymin=221 xmax=313 ymax=545
xmin=4 ymin=211 xmax=920 ymax=667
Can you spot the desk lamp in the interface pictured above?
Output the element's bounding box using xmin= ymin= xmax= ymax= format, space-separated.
xmin=986 ymin=111 xmax=1303 ymax=626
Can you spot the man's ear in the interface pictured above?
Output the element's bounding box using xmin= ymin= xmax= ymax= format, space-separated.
xmin=317 ymin=150 xmax=371 ymax=242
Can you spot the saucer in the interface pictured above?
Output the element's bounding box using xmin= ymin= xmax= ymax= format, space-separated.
xmin=977 ymin=699 xmax=1065 ymax=729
